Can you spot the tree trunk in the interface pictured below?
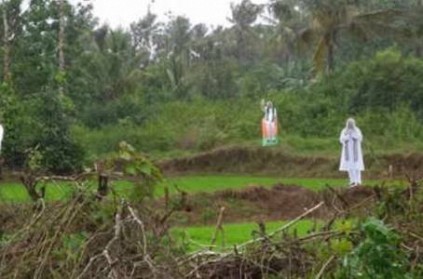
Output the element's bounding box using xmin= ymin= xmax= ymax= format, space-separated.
xmin=237 ymin=28 xmax=245 ymax=63
xmin=2 ymin=1 xmax=11 ymax=83
xmin=417 ymin=0 xmax=423 ymax=57
xmin=97 ymin=174 xmax=109 ymax=199
xmin=58 ymin=0 xmax=65 ymax=94
xmin=20 ymin=174 xmax=45 ymax=202
xmin=416 ymin=45 xmax=422 ymax=58
xmin=326 ymin=32 xmax=335 ymax=73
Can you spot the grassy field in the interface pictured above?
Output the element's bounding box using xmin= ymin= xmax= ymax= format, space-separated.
xmin=156 ymin=175 xmax=402 ymax=196
xmin=172 ymin=219 xmax=319 ymax=251
xmin=0 ymin=175 xmax=403 ymax=203
xmin=0 ymin=182 xmax=75 ymax=203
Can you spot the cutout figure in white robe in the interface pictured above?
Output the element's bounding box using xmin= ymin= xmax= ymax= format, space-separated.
xmin=261 ymin=100 xmax=278 ymax=146
xmin=339 ymin=118 xmax=364 ymax=187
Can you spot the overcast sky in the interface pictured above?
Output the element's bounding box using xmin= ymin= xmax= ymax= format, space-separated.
xmin=83 ymin=0 xmax=269 ymax=29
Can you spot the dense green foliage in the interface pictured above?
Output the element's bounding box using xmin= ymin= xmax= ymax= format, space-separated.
xmin=0 ymin=0 xmax=421 ymax=172
xmin=338 ymin=218 xmax=410 ymax=279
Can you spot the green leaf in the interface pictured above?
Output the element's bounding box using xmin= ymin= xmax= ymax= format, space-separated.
xmin=120 ymin=151 xmax=131 ymax=161
xmin=125 ymin=165 xmax=137 ymax=176
xmin=138 ymin=163 xmax=152 ymax=176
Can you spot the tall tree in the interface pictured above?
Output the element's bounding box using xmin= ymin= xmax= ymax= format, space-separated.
xmin=415 ymin=0 xmax=423 ymax=57
xmin=130 ymin=9 xmax=161 ymax=66
xmin=228 ymin=0 xmax=262 ymax=63
xmin=13 ymin=0 xmax=57 ymax=95
xmin=268 ymin=0 xmax=306 ymax=64
xmin=2 ymin=0 xmax=10 ymax=83
xmin=0 ymin=0 xmax=21 ymax=84
xmin=163 ymin=16 xmax=192 ymax=99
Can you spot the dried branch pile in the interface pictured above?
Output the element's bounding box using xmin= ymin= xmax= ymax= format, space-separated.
xmin=1 ymin=176 xmax=423 ymax=279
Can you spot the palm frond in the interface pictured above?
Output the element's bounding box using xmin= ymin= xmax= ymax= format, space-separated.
xmin=351 ymin=9 xmax=422 ymax=42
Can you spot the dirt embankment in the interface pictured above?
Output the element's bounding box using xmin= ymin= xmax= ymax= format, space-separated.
xmin=169 ymin=184 xmax=376 ymax=227
xmin=159 ymin=146 xmax=336 ymax=177
xmin=159 ymin=146 xmax=423 ymax=178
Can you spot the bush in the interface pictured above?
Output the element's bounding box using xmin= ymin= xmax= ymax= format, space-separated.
xmin=337 ymin=218 xmax=411 ymax=279
xmin=32 ymin=91 xmax=84 ymax=174
xmin=72 ymin=121 xmax=174 ymax=162
xmin=0 ymin=85 xmax=36 ymax=168
xmin=312 ymin=48 xmax=423 ymax=117
xmin=79 ymin=94 xmax=150 ymax=129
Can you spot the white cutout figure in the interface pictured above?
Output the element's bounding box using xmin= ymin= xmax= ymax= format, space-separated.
xmin=339 ymin=118 xmax=364 ymax=187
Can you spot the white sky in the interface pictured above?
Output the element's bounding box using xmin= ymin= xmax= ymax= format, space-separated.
xmin=83 ymin=0 xmax=269 ymax=29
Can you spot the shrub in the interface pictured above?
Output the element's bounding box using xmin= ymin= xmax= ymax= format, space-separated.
xmin=337 ymin=218 xmax=411 ymax=279
xmin=32 ymin=91 xmax=84 ymax=174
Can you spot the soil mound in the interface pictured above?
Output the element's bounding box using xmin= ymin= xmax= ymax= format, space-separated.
xmin=382 ymin=153 xmax=423 ymax=177
xmin=216 ymin=184 xmax=321 ymax=219
xmin=159 ymin=146 xmax=423 ymax=178
xmin=173 ymin=184 xmax=376 ymax=226
xmin=159 ymin=146 xmax=335 ymax=176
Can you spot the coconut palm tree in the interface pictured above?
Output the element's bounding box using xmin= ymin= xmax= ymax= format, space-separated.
xmin=228 ymin=0 xmax=262 ymax=63
xmin=267 ymin=0 xmax=307 ymax=64
xmin=299 ymin=0 xmax=421 ymax=75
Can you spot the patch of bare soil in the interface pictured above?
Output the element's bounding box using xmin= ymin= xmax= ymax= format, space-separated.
xmin=382 ymin=153 xmax=423 ymax=177
xmin=169 ymin=184 xmax=376 ymax=226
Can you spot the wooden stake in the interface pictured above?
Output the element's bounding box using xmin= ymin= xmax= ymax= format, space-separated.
xmin=210 ymin=206 xmax=226 ymax=250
